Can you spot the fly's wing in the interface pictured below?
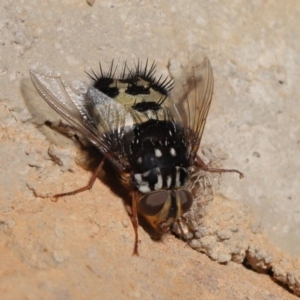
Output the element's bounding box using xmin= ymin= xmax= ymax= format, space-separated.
xmin=30 ymin=71 xmax=132 ymax=171
xmin=85 ymin=86 xmax=134 ymax=167
xmin=175 ymin=57 xmax=214 ymax=160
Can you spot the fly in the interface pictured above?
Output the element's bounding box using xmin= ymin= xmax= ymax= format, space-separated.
xmin=30 ymin=58 xmax=243 ymax=255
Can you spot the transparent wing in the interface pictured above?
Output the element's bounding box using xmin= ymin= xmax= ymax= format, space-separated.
xmin=175 ymin=57 xmax=214 ymax=160
xmin=30 ymin=71 xmax=132 ymax=171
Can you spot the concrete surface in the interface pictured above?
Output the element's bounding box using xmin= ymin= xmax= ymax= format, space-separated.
xmin=0 ymin=0 xmax=300 ymax=298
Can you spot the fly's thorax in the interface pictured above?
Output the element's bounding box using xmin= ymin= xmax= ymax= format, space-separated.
xmin=124 ymin=119 xmax=191 ymax=191
xmin=137 ymin=189 xmax=194 ymax=233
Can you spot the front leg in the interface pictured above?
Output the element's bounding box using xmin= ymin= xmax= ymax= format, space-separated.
xmin=131 ymin=191 xmax=140 ymax=256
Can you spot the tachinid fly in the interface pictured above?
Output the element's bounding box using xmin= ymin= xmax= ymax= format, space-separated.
xmin=30 ymin=58 xmax=243 ymax=255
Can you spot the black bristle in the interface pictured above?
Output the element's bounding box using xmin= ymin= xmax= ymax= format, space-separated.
xmin=86 ymin=59 xmax=174 ymax=99
xmin=119 ymin=61 xmax=128 ymax=81
xmin=86 ymin=60 xmax=119 ymax=98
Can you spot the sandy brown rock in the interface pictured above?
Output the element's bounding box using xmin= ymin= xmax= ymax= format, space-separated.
xmin=0 ymin=120 xmax=298 ymax=299
xmin=1 ymin=0 xmax=299 ymax=298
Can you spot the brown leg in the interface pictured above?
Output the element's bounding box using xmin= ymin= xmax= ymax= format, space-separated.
xmin=195 ymin=155 xmax=244 ymax=179
xmin=131 ymin=191 xmax=140 ymax=256
xmin=53 ymin=157 xmax=106 ymax=199
xmin=176 ymin=218 xmax=193 ymax=248
xmin=176 ymin=219 xmax=187 ymax=239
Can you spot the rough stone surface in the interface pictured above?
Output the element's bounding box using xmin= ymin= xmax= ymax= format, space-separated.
xmin=0 ymin=0 xmax=299 ymax=299
xmin=178 ymin=194 xmax=300 ymax=296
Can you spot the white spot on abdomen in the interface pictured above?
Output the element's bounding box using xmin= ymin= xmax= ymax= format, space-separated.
xmin=155 ymin=149 xmax=162 ymax=157
xmin=135 ymin=173 xmax=151 ymax=193
xmin=139 ymin=185 xmax=151 ymax=193
xmin=134 ymin=174 xmax=142 ymax=184
xmin=154 ymin=174 xmax=163 ymax=190
xmin=170 ymin=147 xmax=176 ymax=157
xmin=166 ymin=176 xmax=172 ymax=188
xmin=175 ymin=169 xmax=180 ymax=187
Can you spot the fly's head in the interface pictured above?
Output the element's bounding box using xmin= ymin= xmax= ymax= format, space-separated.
xmin=137 ymin=189 xmax=194 ymax=234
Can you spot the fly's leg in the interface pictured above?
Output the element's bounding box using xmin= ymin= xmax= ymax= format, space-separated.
xmin=175 ymin=218 xmax=195 ymax=249
xmin=131 ymin=191 xmax=140 ymax=256
xmin=53 ymin=157 xmax=106 ymax=199
xmin=195 ymin=155 xmax=244 ymax=179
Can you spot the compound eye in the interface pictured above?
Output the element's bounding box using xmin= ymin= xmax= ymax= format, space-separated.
xmin=178 ymin=190 xmax=193 ymax=214
xmin=139 ymin=191 xmax=169 ymax=216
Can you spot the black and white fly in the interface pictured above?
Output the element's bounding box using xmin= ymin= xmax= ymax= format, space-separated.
xmin=30 ymin=58 xmax=243 ymax=255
